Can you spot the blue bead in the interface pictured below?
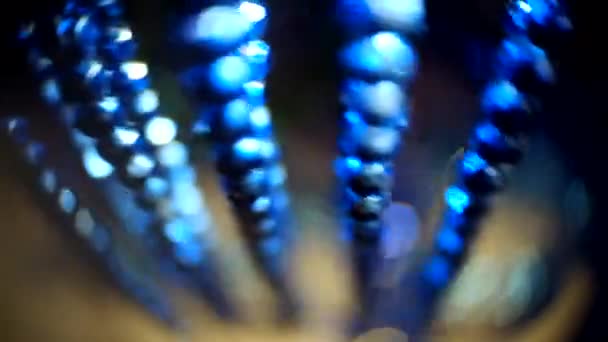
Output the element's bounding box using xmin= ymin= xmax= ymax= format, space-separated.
xmin=444 ymin=186 xmax=471 ymax=214
xmin=339 ymin=115 xmax=401 ymax=161
xmin=174 ymin=241 xmax=204 ymax=266
xmin=423 ymin=255 xmax=453 ymax=288
xmin=340 ymin=31 xmax=416 ymax=81
xmin=436 ymin=227 xmax=465 ymax=255
xmin=496 ymin=36 xmax=554 ymax=84
xmin=472 ymin=121 xmax=524 ymax=164
xmin=239 ymin=39 xmax=270 ymax=81
xmin=342 ymin=78 xmax=407 ymax=127
xmin=209 ymin=56 xmax=251 ymax=95
xmin=182 ymin=6 xmax=254 ymax=51
xmin=102 ymin=25 xmax=138 ymax=61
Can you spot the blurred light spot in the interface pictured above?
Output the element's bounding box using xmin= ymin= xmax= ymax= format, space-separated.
xmin=209 ymin=56 xmax=250 ymax=93
xmin=144 ymin=117 xmax=177 ymax=146
xmin=164 ymin=218 xmax=193 ymax=244
xmin=252 ymin=196 xmax=271 ymax=213
xmin=126 ymin=154 xmax=155 ymax=178
xmin=476 ymin=122 xmax=501 ymax=143
xmin=371 ymin=31 xmax=403 ymax=51
xmin=75 ymin=208 xmax=95 ymax=237
xmin=174 ymin=241 xmax=203 ymax=265
xmin=238 ymin=1 xmax=267 ymax=23
xmin=24 ymin=142 xmax=44 ymax=165
xmin=58 ymin=188 xmax=77 ymax=214
xmin=113 ymin=127 xmax=140 ymax=146
xmin=445 ymin=186 xmax=470 ymax=213
xmin=82 ymin=147 xmax=114 ymax=179
xmin=133 ymin=89 xmax=159 ymax=114
xmin=120 ymin=61 xmax=148 ymax=80
xmin=40 ymin=169 xmax=57 ymax=194
xmin=98 ymin=96 xmax=120 ymax=113
xmin=249 ymin=106 xmax=271 ymax=129
xmin=186 ymin=5 xmax=252 ymax=49
xmin=172 ymin=183 xmax=203 ymax=216
xmin=41 ymin=79 xmax=61 ymax=104
xmin=424 ymin=256 xmax=452 ymax=287
xmin=437 ymin=228 xmax=464 ymax=254
xmin=367 ymin=0 xmax=425 ymax=31
xmin=156 ymin=141 xmax=189 ymax=168
xmin=142 ymin=177 xmax=169 ymax=202
xmin=243 ymin=80 xmax=265 ymax=100
xmin=482 ymin=81 xmax=521 ymax=111
xmin=240 ymin=39 xmax=270 ymax=63
xmin=115 ymin=27 xmax=133 ymax=41
xmin=461 ymin=151 xmax=487 ymax=173
xmin=518 ymin=1 xmax=533 ymax=14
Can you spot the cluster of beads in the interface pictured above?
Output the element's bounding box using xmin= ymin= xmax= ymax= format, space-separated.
xmin=335 ymin=0 xmax=425 ymax=240
xmin=424 ymin=0 xmax=571 ymax=289
xmin=22 ymin=0 xmax=223 ymax=289
xmin=3 ymin=116 xmax=177 ymax=324
xmin=172 ymin=1 xmax=292 ymax=284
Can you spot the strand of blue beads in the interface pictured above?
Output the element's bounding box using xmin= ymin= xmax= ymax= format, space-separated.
xmin=31 ymin=1 xmax=235 ymax=315
xmin=2 ymin=116 xmax=178 ymax=326
xmin=423 ymin=0 xmax=572 ymax=290
xmin=171 ymin=1 xmax=295 ymax=299
xmin=335 ymin=0 xmax=425 ymax=241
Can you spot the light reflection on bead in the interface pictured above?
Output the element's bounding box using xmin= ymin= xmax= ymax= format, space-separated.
xmin=112 ymin=126 xmax=140 ymax=147
xmin=174 ymin=241 xmax=204 ymax=266
xmin=156 ymin=141 xmax=189 ymax=168
xmin=120 ymin=61 xmax=149 ymax=81
xmin=75 ymin=208 xmax=96 ymax=237
xmin=436 ymin=228 xmax=465 ymax=255
xmin=343 ymin=79 xmax=405 ymax=124
xmin=125 ymin=153 xmax=156 ymax=179
xmin=82 ymin=146 xmax=115 ymax=179
xmin=131 ymin=89 xmax=160 ymax=116
xmin=40 ymin=169 xmax=57 ymax=194
xmin=445 ymin=186 xmax=471 ymax=214
xmin=144 ymin=117 xmax=177 ymax=146
xmin=58 ymin=188 xmax=78 ymax=214
xmin=185 ymin=6 xmax=252 ymax=48
xmin=238 ymin=1 xmax=267 ymax=23
xmin=341 ymin=31 xmax=416 ymax=80
xmin=423 ymin=255 xmax=453 ymax=288
xmin=209 ymin=56 xmax=251 ymax=94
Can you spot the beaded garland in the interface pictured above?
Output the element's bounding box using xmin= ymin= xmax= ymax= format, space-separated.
xmin=20 ymin=0 xmax=235 ymax=315
xmin=423 ymin=0 xmax=572 ymax=289
xmin=167 ymin=0 xmax=295 ymax=295
xmin=11 ymin=0 xmax=574 ymax=330
xmin=335 ymin=0 xmax=425 ymax=240
xmin=3 ymin=116 xmax=179 ymax=325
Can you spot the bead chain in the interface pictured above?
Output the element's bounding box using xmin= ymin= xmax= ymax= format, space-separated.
xmin=423 ymin=0 xmax=572 ymax=289
xmin=2 ymin=116 xmax=178 ymax=325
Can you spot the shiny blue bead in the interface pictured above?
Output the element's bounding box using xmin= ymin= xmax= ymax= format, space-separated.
xmin=340 ymin=31 xmax=416 ymax=81
xmin=101 ymin=25 xmax=138 ymax=61
xmin=209 ymin=56 xmax=252 ymax=95
xmin=423 ymin=255 xmax=454 ymax=288
xmin=471 ymin=121 xmax=524 ymax=164
xmin=496 ymin=36 xmax=554 ymax=84
xmin=339 ymin=113 xmax=401 ymax=161
xmin=436 ymin=227 xmax=465 ymax=256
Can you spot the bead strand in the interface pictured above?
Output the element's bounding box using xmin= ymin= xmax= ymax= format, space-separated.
xmin=2 ymin=116 xmax=178 ymax=326
xmin=171 ymin=1 xmax=294 ymax=293
xmin=24 ymin=2 xmax=234 ymax=313
xmin=335 ymin=0 xmax=425 ymax=240
xmin=423 ymin=0 xmax=571 ymax=289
